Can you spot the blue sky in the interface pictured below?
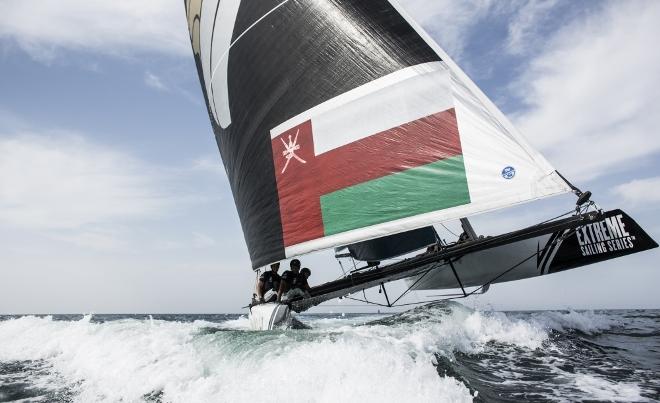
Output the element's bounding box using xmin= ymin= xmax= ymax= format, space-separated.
xmin=1 ymin=0 xmax=659 ymax=313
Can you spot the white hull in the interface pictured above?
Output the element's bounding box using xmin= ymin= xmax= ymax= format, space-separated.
xmin=248 ymin=303 xmax=291 ymax=330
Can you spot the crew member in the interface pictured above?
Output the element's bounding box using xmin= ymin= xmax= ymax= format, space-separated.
xmin=256 ymin=262 xmax=281 ymax=303
xmin=282 ymin=266 xmax=312 ymax=302
xmin=277 ymin=259 xmax=301 ymax=301
xmin=295 ymin=268 xmax=312 ymax=293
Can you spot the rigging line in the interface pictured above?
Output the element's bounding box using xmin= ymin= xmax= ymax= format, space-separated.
xmin=447 ymin=258 xmax=467 ymax=297
xmin=423 ymin=292 xmax=470 ymax=298
xmin=311 ymin=211 xmax=584 ymax=311
xmin=425 ymin=228 xmax=577 ymax=300
xmin=380 ymin=283 xmax=392 ymax=307
xmin=468 ymin=228 xmax=577 ymax=296
xmin=343 ymin=296 xmax=390 ymax=308
xmin=389 ymin=264 xmax=438 ymax=306
xmin=537 ymin=209 xmax=575 ymax=226
xmin=345 ymin=296 xmax=474 ymax=309
xmin=472 ymin=252 xmax=537 ymax=295
xmin=441 ymin=223 xmax=459 ymax=237
xmin=388 ymin=256 xmax=467 ymax=306
xmin=337 ymin=257 xmax=347 ymax=276
xmin=316 ymin=304 xmax=391 ymax=307
xmin=210 ymin=0 xmax=290 ymax=81
xmin=345 ymin=237 xmax=562 ymax=310
xmin=388 ymin=298 xmax=468 ymax=308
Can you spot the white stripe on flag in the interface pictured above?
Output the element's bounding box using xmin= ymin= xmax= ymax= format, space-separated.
xmin=270 ymin=61 xmax=453 ymax=156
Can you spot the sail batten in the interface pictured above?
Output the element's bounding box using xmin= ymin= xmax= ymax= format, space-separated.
xmin=185 ymin=0 xmax=570 ymax=268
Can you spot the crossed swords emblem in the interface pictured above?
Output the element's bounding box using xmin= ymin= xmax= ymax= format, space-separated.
xmin=280 ymin=129 xmax=307 ymax=174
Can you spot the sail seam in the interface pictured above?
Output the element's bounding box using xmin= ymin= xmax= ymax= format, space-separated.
xmin=210 ymin=0 xmax=290 ymax=82
xmin=208 ymin=0 xmax=222 ymax=123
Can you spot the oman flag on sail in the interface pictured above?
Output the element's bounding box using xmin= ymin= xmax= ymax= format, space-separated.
xmin=270 ymin=62 xmax=471 ymax=250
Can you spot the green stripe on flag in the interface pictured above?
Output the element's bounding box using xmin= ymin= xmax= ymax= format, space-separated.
xmin=320 ymin=155 xmax=470 ymax=236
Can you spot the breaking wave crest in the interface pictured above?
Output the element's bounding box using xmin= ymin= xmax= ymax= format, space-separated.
xmin=0 ymin=303 xmax=656 ymax=402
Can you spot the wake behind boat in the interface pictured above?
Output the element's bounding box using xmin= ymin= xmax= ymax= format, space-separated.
xmin=183 ymin=0 xmax=657 ymax=330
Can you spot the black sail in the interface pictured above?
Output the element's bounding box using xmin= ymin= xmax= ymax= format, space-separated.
xmin=185 ymin=0 xmax=571 ymax=270
xmin=186 ymin=0 xmax=440 ymax=267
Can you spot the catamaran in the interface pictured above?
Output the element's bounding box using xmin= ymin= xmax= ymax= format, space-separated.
xmin=184 ymin=0 xmax=657 ymax=330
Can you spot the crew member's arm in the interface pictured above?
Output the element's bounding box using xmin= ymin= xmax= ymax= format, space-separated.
xmin=277 ymin=281 xmax=286 ymax=302
xmin=256 ymin=277 xmax=266 ymax=301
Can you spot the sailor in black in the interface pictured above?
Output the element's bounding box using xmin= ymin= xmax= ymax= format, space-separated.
xmin=277 ymin=259 xmax=301 ymax=301
xmin=256 ymin=262 xmax=281 ymax=303
xmin=294 ymin=268 xmax=312 ymax=293
xmin=280 ymin=263 xmax=312 ymax=302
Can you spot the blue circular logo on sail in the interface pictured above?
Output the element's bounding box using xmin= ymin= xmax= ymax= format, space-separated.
xmin=502 ymin=166 xmax=516 ymax=179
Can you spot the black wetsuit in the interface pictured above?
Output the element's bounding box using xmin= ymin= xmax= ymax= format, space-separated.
xmin=280 ymin=270 xmax=296 ymax=290
xmin=259 ymin=271 xmax=281 ymax=294
xmin=292 ymin=273 xmax=310 ymax=291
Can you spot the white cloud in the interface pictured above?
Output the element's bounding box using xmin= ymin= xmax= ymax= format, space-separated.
xmin=0 ymin=132 xmax=225 ymax=255
xmin=0 ymin=134 xmax=174 ymax=230
xmin=192 ymin=155 xmax=225 ymax=176
xmin=506 ymin=0 xmax=560 ymax=55
xmin=613 ymin=177 xmax=660 ymax=207
xmin=144 ymin=71 xmax=168 ymax=91
xmin=399 ymin=0 xmax=496 ymax=60
xmin=50 ymin=229 xmax=129 ymax=251
xmin=514 ymin=0 xmax=660 ymax=182
xmin=192 ymin=232 xmax=216 ymax=248
xmin=151 ymin=232 xmax=217 ymax=250
xmin=0 ymin=0 xmax=190 ymax=60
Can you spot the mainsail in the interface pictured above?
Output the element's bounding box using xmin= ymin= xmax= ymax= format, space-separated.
xmin=185 ymin=0 xmax=571 ymax=268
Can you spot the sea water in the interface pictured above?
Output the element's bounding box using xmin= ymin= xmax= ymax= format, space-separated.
xmin=0 ymin=302 xmax=658 ymax=402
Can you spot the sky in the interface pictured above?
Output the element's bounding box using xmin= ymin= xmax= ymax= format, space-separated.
xmin=1 ymin=0 xmax=659 ymax=314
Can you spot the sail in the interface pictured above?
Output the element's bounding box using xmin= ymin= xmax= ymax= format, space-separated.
xmin=185 ymin=0 xmax=571 ymax=268
xmin=346 ymin=226 xmax=438 ymax=261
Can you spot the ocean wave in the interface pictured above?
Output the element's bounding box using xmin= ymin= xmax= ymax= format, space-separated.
xmin=1 ymin=306 xmax=656 ymax=402
xmin=0 ymin=314 xmax=473 ymax=402
xmin=524 ymin=310 xmax=620 ymax=334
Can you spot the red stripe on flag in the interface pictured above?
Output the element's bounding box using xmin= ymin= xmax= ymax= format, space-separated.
xmin=272 ymin=108 xmax=462 ymax=247
xmin=317 ymin=109 xmax=461 ymax=194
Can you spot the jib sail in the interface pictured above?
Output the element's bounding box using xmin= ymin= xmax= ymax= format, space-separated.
xmin=185 ymin=0 xmax=571 ymax=268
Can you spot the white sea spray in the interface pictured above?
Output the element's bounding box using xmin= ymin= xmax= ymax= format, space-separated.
xmin=0 ymin=304 xmax=650 ymax=403
xmin=0 ymin=312 xmax=472 ymax=402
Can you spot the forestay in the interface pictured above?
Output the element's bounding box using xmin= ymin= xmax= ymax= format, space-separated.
xmin=185 ymin=0 xmax=571 ymax=268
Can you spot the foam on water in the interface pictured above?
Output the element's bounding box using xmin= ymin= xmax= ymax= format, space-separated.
xmin=0 ymin=310 xmax=471 ymax=402
xmin=524 ymin=309 xmax=619 ymax=334
xmin=573 ymin=374 xmax=643 ymax=401
xmin=0 ymin=303 xmax=653 ymax=402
